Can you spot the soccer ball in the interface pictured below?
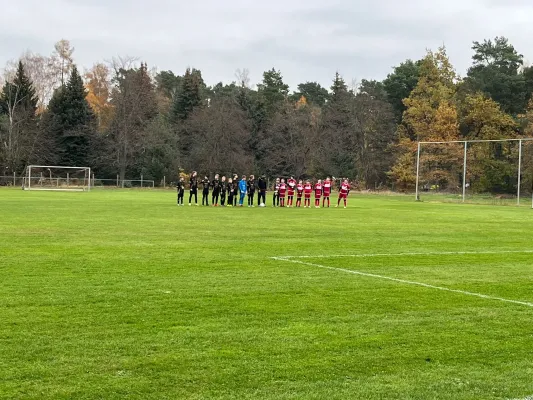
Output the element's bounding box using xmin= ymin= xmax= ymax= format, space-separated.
xmin=259 ymin=203 xmax=265 ymax=207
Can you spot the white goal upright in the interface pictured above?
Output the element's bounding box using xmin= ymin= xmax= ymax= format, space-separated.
xmin=415 ymin=138 xmax=533 ymax=207
xmin=23 ymin=165 xmax=91 ymax=192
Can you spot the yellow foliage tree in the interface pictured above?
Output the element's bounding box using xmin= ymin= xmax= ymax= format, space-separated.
xmin=461 ymin=93 xmax=520 ymax=193
xmin=462 ymin=93 xmax=517 ymax=140
xmin=402 ymin=46 xmax=458 ymax=142
xmin=526 ymin=99 xmax=533 ymax=136
xmin=390 ymin=47 xmax=461 ymax=190
xmin=295 ymin=95 xmax=307 ymax=109
xmin=388 ymin=135 xmax=417 ymax=190
xmin=523 ymin=100 xmax=533 ymax=189
xmin=422 ymin=102 xmax=463 ymax=188
xmin=85 ymin=63 xmax=113 ymax=132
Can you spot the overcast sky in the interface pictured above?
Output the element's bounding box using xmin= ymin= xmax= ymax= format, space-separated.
xmin=2 ymin=0 xmax=533 ymax=91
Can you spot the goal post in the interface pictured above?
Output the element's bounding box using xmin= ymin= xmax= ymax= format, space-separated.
xmin=415 ymin=138 xmax=533 ymax=207
xmin=23 ymin=165 xmax=91 ymax=192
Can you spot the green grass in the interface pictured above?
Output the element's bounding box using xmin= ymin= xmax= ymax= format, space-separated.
xmin=1 ymin=188 xmax=533 ymax=400
xmin=414 ymin=190 xmax=533 ymax=207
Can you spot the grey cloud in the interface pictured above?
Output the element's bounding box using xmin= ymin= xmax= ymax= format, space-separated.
xmin=1 ymin=0 xmax=533 ymax=91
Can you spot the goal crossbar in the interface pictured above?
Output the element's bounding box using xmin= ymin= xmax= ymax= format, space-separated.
xmin=25 ymin=165 xmax=92 ymax=169
xmin=415 ymin=138 xmax=533 ymax=208
xmin=24 ymin=165 xmax=91 ymax=192
xmin=418 ymin=138 xmax=533 ymax=145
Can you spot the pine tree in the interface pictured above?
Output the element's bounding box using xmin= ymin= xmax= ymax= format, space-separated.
xmin=44 ymin=66 xmax=95 ymax=166
xmin=330 ymin=72 xmax=349 ymax=101
xmin=170 ymin=68 xmax=206 ymax=160
xmin=257 ymin=68 xmax=289 ymax=115
xmin=171 ymin=68 xmax=205 ymax=122
xmin=320 ymin=72 xmax=355 ymax=177
xmin=1 ymin=61 xmax=38 ymax=114
xmin=465 ymin=37 xmax=526 ymax=115
xmin=0 ymin=61 xmax=39 ymax=172
xmin=290 ymin=82 xmax=329 ymax=107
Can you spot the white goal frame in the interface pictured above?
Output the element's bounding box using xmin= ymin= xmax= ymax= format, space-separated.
xmin=415 ymin=138 xmax=533 ymax=208
xmin=23 ymin=165 xmax=91 ymax=192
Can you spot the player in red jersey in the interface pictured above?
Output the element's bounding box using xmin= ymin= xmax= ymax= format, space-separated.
xmin=336 ymin=179 xmax=350 ymax=208
xmin=322 ymin=177 xmax=332 ymax=208
xmin=279 ymin=178 xmax=287 ymax=207
xmin=303 ymin=180 xmax=313 ymax=208
xmin=287 ymin=176 xmax=296 ymax=207
xmin=314 ymin=179 xmax=323 ymax=208
xmin=296 ymin=180 xmax=304 ymax=207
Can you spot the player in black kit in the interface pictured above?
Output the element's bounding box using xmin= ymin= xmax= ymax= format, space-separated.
xmin=176 ymin=177 xmax=185 ymax=206
xmin=201 ymin=176 xmax=210 ymax=206
xmin=273 ymin=177 xmax=280 ymax=207
xmin=211 ymin=174 xmax=220 ymax=206
xmin=189 ymin=171 xmax=198 ymax=206
xmin=257 ymin=175 xmax=267 ymax=206
xmin=247 ymin=175 xmax=256 ymax=207
xmin=227 ymin=178 xmax=236 ymax=207
xmin=232 ymin=174 xmax=239 ymax=206
xmin=219 ymin=176 xmax=227 ymax=206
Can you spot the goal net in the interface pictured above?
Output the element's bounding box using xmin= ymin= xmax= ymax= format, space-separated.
xmin=415 ymin=139 xmax=533 ymax=206
xmin=23 ymin=165 xmax=91 ymax=192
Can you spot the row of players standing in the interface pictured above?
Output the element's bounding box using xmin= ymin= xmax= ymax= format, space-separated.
xmin=176 ymin=172 xmax=351 ymax=208
xmin=272 ymin=177 xmax=351 ymax=208
xmin=176 ymin=172 xmax=266 ymax=207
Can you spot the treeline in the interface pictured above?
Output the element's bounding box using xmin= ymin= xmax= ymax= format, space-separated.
xmin=1 ymin=37 xmax=533 ymax=192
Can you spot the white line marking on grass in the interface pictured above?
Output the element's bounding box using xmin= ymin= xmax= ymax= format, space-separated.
xmin=509 ymin=396 xmax=533 ymax=400
xmin=276 ymin=250 xmax=533 ymax=259
xmin=270 ymin=257 xmax=533 ymax=308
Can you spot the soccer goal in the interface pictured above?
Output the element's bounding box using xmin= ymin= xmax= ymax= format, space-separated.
xmin=415 ymin=138 xmax=533 ymax=207
xmin=23 ymin=165 xmax=91 ymax=192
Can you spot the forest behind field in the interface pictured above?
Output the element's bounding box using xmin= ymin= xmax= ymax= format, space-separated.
xmin=2 ymin=37 xmax=533 ymax=192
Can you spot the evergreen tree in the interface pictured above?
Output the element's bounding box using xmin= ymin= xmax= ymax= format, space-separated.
xmin=383 ymin=59 xmax=421 ymax=120
xmin=290 ymin=82 xmax=329 ymax=107
xmin=155 ymin=70 xmax=182 ymax=100
xmin=257 ymin=68 xmax=289 ymax=115
xmin=43 ymin=66 xmax=95 ymax=166
xmin=169 ymin=68 xmax=206 ymax=160
xmin=523 ymin=66 xmax=533 ymax=106
xmin=464 ymin=37 xmax=526 ymax=115
xmin=171 ymin=68 xmax=205 ymax=122
xmin=0 ymin=61 xmax=39 ymax=173
xmin=207 ymin=82 xmax=240 ymax=100
xmin=319 ymin=72 xmax=355 ymax=177
xmin=0 ymin=61 xmax=38 ymax=114
xmin=330 ymin=71 xmax=349 ymax=101
xmin=236 ymin=85 xmax=267 ymax=170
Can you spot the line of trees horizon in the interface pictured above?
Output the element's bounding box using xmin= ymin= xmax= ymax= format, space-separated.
xmin=2 ymin=37 xmax=533 ymax=193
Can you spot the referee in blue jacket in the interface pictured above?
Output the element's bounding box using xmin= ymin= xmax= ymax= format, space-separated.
xmin=238 ymin=175 xmax=247 ymax=207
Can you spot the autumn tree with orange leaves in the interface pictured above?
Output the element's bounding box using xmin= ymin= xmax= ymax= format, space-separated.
xmin=390 ymin=47 xmax=462 ymax=190
xmin=85 ymin=63 xmax=113 ymax=132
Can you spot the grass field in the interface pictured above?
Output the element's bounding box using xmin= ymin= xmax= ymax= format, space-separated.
xmin=1 ymin=188 xmax=533 ymax=400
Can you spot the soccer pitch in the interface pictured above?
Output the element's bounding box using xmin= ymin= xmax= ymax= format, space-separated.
xmin=1 ymin=189 xmax=533 ymax=400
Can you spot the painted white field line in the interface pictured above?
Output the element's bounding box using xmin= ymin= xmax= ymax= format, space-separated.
xmin=270 ymin=257 xmax=533 ymax=308
xmin=276 ymin=250 xmax=533 ymax=259
xmin=509 ymin=396 xmax=533 ymax=400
